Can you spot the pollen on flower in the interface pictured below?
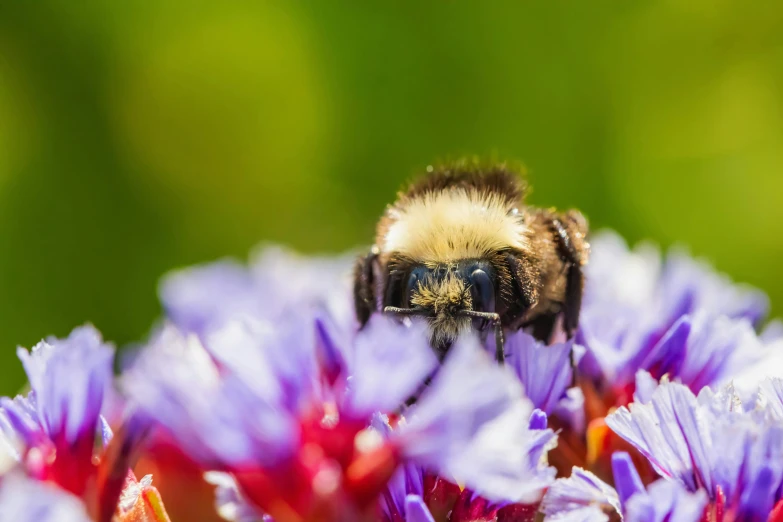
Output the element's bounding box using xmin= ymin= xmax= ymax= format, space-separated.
xmin=354 ymin=429 xmax=384 ymax=454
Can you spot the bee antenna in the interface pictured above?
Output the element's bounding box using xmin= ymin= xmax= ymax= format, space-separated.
xmin=383 ymin=306 xmax=435 ymax=318
xmin=456 ymin=310 xmax=499 ymax=322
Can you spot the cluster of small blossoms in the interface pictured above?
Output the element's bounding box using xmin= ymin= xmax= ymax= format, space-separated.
xmin=0 ymin=327 xmax=170 ymax=522
xmin=121 ymin=306 xmax=558 ymax=522
xmin=3 ymin=232 xmax=783 ymax=521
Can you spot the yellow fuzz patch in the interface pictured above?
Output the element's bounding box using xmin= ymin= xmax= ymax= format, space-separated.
xmin=383 ymin=189 xmax=528 ymax=263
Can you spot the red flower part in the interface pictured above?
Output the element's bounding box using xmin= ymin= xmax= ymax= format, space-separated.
xmin=231 ymin=412 xmax=402 ymax=522
xmin=449 ymin=490 xmax=497 ymax=522
xmin=422 ymin=474 xmax=461 ymax=521
xmin=768 ymin=499 xmax=783 ymax=522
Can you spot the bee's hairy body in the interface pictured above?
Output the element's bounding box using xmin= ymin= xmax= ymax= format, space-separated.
xmin=353 ymin=160 xmax=589 ymax=361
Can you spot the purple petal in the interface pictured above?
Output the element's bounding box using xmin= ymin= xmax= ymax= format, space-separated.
xmin=404 ymin=495 xmax=436 ymax=522
xmin=248 ymin=245 xmax=356 ymax=328
xmin=542 ymin=506 xmax=609 ymax=522
xmin=315 ymin=313 xmax=350 ymax=387
xmin=204 ymin=472 xmax=264 ymax=522
xmin=605 ymin=382 xmax=713 ymax=491
xmin=577 ymin=232 xmax=769 ymax=396
xmin=736 ymin=465 xmax=776 ymax=521
xmin=204 ymin=316 xmax=315 ymax=413
xmin=529 ymin=409 xmax=548 ymax=430
xmin=0 ymin=473 xmax=91 ymax=522
xmin=678 ymin=314 xmax=763 ymax=393
xmin=553 ymin=387 xmax=586 ymax=433
xmin=608 ymin=379 xmax=783 ymax=513
xmin=633 ymin=370 xmax=659 ymax=404
xmin=16 ymin=325 xmax=113 ymax=446
xmin=397 ymin=336 xmax=556 ymax=504
xmin=505 ymin=331 xmax=580 ymax=413
xmin=757 ymin=378 xmax=783 ymax=419
xmin=541 ymin=467 xmax=620 ymax=519
xmin=0 ymin=413 xmax=21 ymax=464
xmin=659 ymin=248 xmax=769 ymax=327
xmin=640 ymin=315 xmax=691 ymax=378
xmin=160 ymin=259 xmax=263 ymax=334
xmin=611 ymin=452 xmax=645 ymax=509
xmin=0 ymin=394 xmax=42 ymax=451
xmin=624 ymin=480 xmax=708 ymax=522
xmin=160 ymin=246 xmax=356 ymax=336
xmin=343 ymin=316 xmax=436 ymax=417
xmin=374 ymin=414 xmax=425 ymax=519
xmin=122 ymin=324 xmax=297 ymax=467
xmin=100 ymin=416 xmax=113 ymax=447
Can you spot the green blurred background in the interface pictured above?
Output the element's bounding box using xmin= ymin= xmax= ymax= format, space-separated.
xmin=1 ymin=2 xmax=783 ymax=393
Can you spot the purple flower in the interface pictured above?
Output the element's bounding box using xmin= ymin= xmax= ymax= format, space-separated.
xmin=0 ymin=472 xmax=92 ymax=522
xmin=404 ymin=495 xmax=435 ymax=522
xmin=204 ymin=472 xmax=265 ymax=522
xmin=613 ymin=453 xmax=708 ymax=522
xmin=606 ymin=379 xmax=783 ymax=519
xmin=123 ymin=309 xmax=556 ymax=520
xmin=0 ymin=325 xmax=114 ymax=495
xmin=379 ymin=460 xmax=425 ymax=522
xmin=583 ymin=232 xmax=768 ymax=329
xmin=578 ymin=231 xmax=771 ymax=401
xmin=540 ymin=465 xmax=620 ymax=521
xmin=505 ymin=330 xmax=583 ymax=415
xmin=159 ymin=245 xmax=355 ymax=335
xmin=12 ymin=325 xmax=114 ymax=448
xmin=341 ymin=316 xmax=436 ymax=417
xmin=637 ymin=312 xmax=767 ymax=395
xmin=394 ymin=337 xmax=557 ymax=504
xmin=541 ymin=453 xmax=707 ymax=522
xmin=380 ymin=410 xmax=554 ymax=522
xmin=121 ymin=323 xmax=299 ymax=468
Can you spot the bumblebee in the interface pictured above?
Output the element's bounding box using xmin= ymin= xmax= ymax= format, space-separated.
xmin=353 ymin=160 xmax=589 ymax=362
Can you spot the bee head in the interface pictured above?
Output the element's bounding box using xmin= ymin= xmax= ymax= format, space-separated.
xmin=384 ymin=260 xmax=498 ymax=357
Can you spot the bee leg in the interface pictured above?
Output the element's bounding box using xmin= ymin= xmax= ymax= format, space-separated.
xmin=460 ymin=310 xmax=505 ymax=364
xmin=569 ymin=348 xmax=579 ymax=387
xmin=551 ymin=212 xmax=587 ymax=338
xmin=494 ymin=322 xmax=505 ymax=364
xmin=353 ymin=248 xmax=378 ymax=328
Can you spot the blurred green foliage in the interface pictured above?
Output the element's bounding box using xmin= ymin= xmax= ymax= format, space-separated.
xmin=1 ymin=1 xmax=783 ymax=393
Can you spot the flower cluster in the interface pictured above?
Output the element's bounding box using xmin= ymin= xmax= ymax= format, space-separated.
xmin=121 ymin=312 xmax=557 ymax=522
xmin=2 ymin=230 xmax=783 ymax=521
xmin=0 ymin=327 xmax=170 ymax=522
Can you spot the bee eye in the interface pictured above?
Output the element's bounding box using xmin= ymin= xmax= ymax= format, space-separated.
xmin=405 ymin=267 xmax=426 ymax=307
xmin=469 ymin=269 xmax=495 ymax=313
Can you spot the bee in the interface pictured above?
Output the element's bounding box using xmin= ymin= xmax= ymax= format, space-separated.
xmin=353 ymin=160 xmax=589 ymax=363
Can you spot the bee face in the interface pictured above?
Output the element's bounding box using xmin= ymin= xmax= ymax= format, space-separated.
xmin=384 ymin=259 xmax=499 ymax=353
